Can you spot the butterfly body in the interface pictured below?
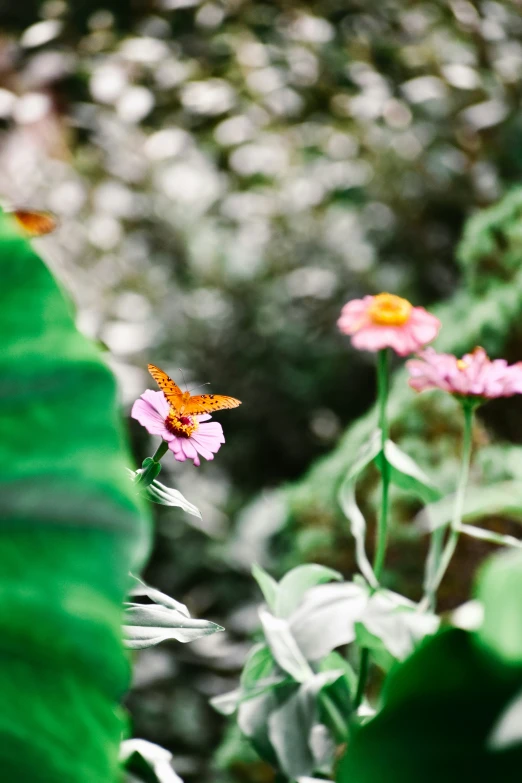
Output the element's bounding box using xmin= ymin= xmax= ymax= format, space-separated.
xmin=148 ymin=364 xmax=241 ymax=416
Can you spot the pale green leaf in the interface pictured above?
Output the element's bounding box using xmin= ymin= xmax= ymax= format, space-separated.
xmin=276 ymin=564 xmax=342 ymax=618
xmin=380 ymin=440 xmax=442 ymax=504
xmin=252 ymin=563 xmax=279 ymax=611
xmin=259 ymin=608 xmax=313 ymax=682
xmin=289 ymin=582 xmax=368 ymax=661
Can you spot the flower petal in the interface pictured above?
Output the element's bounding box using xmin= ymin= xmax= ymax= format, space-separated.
xmin=141 ymin=389 xmax=171 ymax=418
xmin=131 ymin=396 xmax=169 ymax=437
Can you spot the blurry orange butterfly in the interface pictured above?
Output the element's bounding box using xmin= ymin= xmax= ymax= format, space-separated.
xmin=148 ymin=364 xmax=241 ymax=416
xmin=8 ymin=208 xmax=58 ymax=236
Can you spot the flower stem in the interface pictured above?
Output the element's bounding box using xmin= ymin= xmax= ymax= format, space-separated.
xmin=354 ymin=349 xmax=391 ymax=712
xmin=134 ymin=440 xmax=169 ymax=489
xmin=373 ymin=348 xmax=390 ymax=581
xmin=423 ymin=401 xmax=475 ymax=608
xmin=152 ymin=440 xmax=169 ymax=462
xmin=353 ymin=647 xmax=370 ymax=711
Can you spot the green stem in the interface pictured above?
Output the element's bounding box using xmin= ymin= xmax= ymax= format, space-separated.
xmin=373 ymin=349 xmax=390 ymax=581
xmin=353 ymin=647 xmax=370 ymax=711
xmin=134 ymin=440 xmax=169 ymax=488
xmin=152 ymin=440 xmax=169 ymax=461
xmin=424 ymin=402 xmax=475 ymax=607
xmin=320 ymin=692 xmax=348 ymax=743
xmin=354 ymin=350 xmax=391 ymax=712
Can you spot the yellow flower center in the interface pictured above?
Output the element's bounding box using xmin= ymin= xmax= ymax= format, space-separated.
xmin=456 ymin=359 xmax=468 ymax=371
xmin=368 ymin=293 xmax=413 ymax=326
xmin=165 ymin=413 xmax=198 ymax=439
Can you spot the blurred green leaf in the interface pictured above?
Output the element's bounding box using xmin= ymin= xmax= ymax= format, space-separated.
xmin=211 ymin=644 xmax=287 ymax=716
xmin=259 ymin=608 xmax=313 ymax=682
xmin=276 ymin=564 xmax=342 ymax=618
xmin=268 ymin=672 xmax=343 ymax=779
xmin=252 ymin=564 xmax=279 ymax=612
xmin=121 ymin=739 xmax=182 ymax=783
xmin=416 ymin=481 xmax=522 ymax=533
xmin=357 ymin=590 xmax=439 ymax=662
xmin=380 ymin=440 xmax=442 ymax=504
xmin=289 ymin=582 xmax=368 ymax=661
xmin=476 ymin=550 xmax=522 ymax=666
xmin=338 ymin=432 xmax=381 ymax=588
xmin=0 ymin=211 xmax=149 ymax=779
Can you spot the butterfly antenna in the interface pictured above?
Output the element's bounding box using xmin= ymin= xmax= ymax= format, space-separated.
xmin=178 ymin=368 xmax=190 ymax=391
xmin=188 ymin=382 xmax=212 ymax=394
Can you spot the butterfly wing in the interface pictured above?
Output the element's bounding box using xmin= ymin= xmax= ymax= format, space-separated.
xmin=148 ymin=364 xmax=184 ymax=410
xmin=184 ymin=394 xmax=241 ymax=416
xmin=10 ymin=209 xmax=58 ymax=236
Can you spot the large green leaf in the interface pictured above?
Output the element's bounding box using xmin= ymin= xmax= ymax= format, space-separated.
xmin=0 ymin=212 xmax=149 ymax=780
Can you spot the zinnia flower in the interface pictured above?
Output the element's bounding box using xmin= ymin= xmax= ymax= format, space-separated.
xmin=407 ymin=347 xmax=522 ymax=399
xmin=338 ymin=293 xmax=440 ymax=356
xmin=132 ymin=390 xmax=225 ymax=466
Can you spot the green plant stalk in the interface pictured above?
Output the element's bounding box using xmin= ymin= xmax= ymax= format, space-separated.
xmin=424 ymin=401 xmax=475 ymax=607
xmin=373 ymin=349 xmax=390 ymax=581
xmin=320 ymin=691 xmax=349 ymax=743
xmin=423 ymin=526 xmax=445 ymax=612
xmin=152 ymin=440 xmax=169 ymax=461
xmin=134 ymin=440 xmax=169 ymax=488
xmin=354 ymin=349 xmax=390 ymax=711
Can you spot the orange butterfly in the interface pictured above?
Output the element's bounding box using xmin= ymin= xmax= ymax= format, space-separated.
xmin=8 ymin=208 xmax=58 ymax=236
xmin=148 ymin=364 xmax=241 ymax=416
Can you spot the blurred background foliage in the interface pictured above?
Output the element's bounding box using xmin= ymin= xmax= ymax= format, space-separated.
xmin=2 ymin=0 xmax=522 ymax=781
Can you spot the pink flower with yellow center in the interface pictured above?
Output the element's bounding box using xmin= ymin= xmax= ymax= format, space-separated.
xmin=338 ymin=293 xmax=440 ymax=356
xmin=132 ymin=390 xmax=225 ymax=466
xmin=407 ymin=347 xmax=522 ymax=399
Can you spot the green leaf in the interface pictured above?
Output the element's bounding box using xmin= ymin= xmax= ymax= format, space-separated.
xmin=211 ymin=644 xmax=286 ymax=716
xmin=354 ymin=623 xmax=396 ymax=673
xmin=289 ymin=582 xmax=368 ymax=661
xmin=252 ymin=563 xmax=279 ymax=611
xmin=268 ymin=672 xmax=343 ymax=779
xmin=275 ymin=564 xmax=342 ymax=618
xmin=476 ymin=549 xmax=522 ymax=666
xmin=488 ymin=688 xmax=522 ymax=751
xmin=357 ymin=590 xmax=439 ymax=662
xmin=416 ymin=480 xmax=522 ymax=533
xmin=338 ymin=431 xmax=381 ymax=588
xmin=259 ymin=608 xmax=313 ymax=682
xmin=318 ymin=651 xmax=358 ymax=696
xmin=121 ymin=739 xmax=183 ymax=783
xmin=0 ymin=211 xmax=149 ymax=778
xmin=129 ymin=471 xmax=202 ymax=518
xmin=337 ymin=630 xmax=522 ymax=783
xmin=460 ymin=523 xmax=522 ymax=550
xmin=240 ymin=643 xmax=276 ymax=690
xmin=237 ymin=684 xmax=296 ymax=767
xmin=379 ymin=440 xmax=442 ymax=504
xmin=124 ymin=576 xmax=223 ymax=649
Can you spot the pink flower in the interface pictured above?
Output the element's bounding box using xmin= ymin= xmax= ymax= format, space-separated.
xmin=338 ymin=293 xmax=440 ymax=356
xmin=407 ymin=347 xmax=522 ymax=399
xmin=131 ymin=390 xmax=225 ymax=466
